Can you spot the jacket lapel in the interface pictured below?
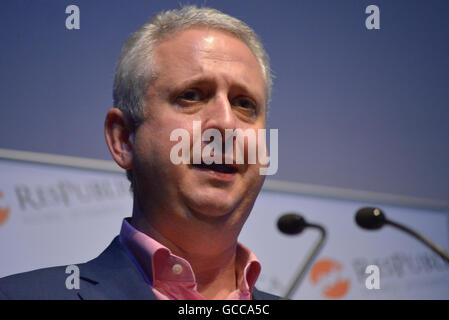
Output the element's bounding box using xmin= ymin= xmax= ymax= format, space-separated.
xmin=252 ymin=286 xmax=280 ymax=300
xmin=76 ymin=236 xmax=156 ymax=300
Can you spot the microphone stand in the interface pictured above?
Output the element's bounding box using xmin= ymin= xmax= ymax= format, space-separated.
xmin=281 ymin=223 xmax=327 ymax=300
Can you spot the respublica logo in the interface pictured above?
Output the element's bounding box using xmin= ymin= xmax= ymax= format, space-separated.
xmin=309 ymin=258 xmax=351 ymax=299
xmin=0 ymin=190 xmax=10 ymax=225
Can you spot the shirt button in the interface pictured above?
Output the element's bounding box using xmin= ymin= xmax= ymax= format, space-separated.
xmin=172 ymin=264 xmax=183 ymax=275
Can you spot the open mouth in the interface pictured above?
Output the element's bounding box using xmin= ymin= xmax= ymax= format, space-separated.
xmin=192 ymin=163 xmax=239 ymax=174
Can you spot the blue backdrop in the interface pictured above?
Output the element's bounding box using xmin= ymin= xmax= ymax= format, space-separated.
xmin=0 ymin=0 xmax=448 ymax=202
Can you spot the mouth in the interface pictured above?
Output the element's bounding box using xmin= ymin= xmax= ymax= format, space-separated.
xmin=192 ymin=163 xmax=239 ymax=175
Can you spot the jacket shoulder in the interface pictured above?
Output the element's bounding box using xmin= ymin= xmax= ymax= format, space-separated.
xmin=0 ymin=236 xmax=155 ymax=300
xmin=0 ymin=265 xmax=82 ymax=300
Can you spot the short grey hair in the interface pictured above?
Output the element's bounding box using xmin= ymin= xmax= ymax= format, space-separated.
xmin=112 ymin=5 xmax=272 ymax=189
xmin=113 ymin=5 xmax=272 ymax=126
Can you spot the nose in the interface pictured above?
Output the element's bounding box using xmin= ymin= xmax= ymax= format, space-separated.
xmin=202 ymin=93 xmax=237 ymax=136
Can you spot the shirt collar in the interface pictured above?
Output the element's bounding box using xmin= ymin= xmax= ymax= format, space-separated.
xmin=119 ymin=218 xmax=261 ymax=295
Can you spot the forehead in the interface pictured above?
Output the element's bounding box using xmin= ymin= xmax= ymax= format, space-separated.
xmin=151 ymin=27 xmax=266 ymax=101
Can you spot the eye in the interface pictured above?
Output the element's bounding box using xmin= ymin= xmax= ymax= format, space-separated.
xmin=232 ymin=97 xmax=257 ymax=116
xmin=177 ymin=89 xmax=203 ymax=102
xmin=233 ymin=97 xmax=256 ymax=109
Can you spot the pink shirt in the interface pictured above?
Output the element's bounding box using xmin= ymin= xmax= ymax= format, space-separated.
xmin=119 ymin=219 xmax=261 ymax=300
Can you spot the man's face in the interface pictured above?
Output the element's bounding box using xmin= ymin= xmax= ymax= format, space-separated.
xmin=132 ymin=27 xmax=267 ymax=234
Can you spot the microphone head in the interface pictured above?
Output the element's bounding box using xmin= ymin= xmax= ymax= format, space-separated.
xmin=277 ymin=213 xmax=308 ymax=235
xmin=355 ymin=207 xmax=386 ymax=230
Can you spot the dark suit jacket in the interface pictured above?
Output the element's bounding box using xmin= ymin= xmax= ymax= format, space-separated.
xmin=0 ymin=236 xmax=279 ymax=300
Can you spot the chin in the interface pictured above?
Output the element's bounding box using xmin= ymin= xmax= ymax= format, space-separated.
xmin=185 ymin=189 xmax=242 ymax=219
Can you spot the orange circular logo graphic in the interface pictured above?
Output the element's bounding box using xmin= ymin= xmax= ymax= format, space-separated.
xmin=0 ymin=191 xmax=10 ymax=225
xmin=309 ymin=258 xmax=350 ymax=299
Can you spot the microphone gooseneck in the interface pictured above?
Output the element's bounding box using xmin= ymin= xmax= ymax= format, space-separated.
xmin=355 ymin=207 xmax=449 ymax=263
xmin=277 ymin=213 xmax=327 ymax=300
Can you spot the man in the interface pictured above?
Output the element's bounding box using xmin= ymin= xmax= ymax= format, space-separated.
xmin=0 ymin=6 xmax=278 ymax=300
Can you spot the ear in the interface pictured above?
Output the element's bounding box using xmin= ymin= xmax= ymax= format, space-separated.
xmin=104 ymin=108 xmax=134 ymax=170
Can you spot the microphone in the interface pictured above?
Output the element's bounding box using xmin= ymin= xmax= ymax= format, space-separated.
xmin=355 ymin=207 xmax=449 ymax=263
xmin=277 ymin=213 xmax=307 ymax=235
xmin=277 ymin=213 xmax=327 ymax=300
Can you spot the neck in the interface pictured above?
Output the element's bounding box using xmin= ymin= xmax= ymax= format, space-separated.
xmin=182 ymin=244 xmax=238 ymax=299
xmin=130 ymin=201 xmax=242 ymax=299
